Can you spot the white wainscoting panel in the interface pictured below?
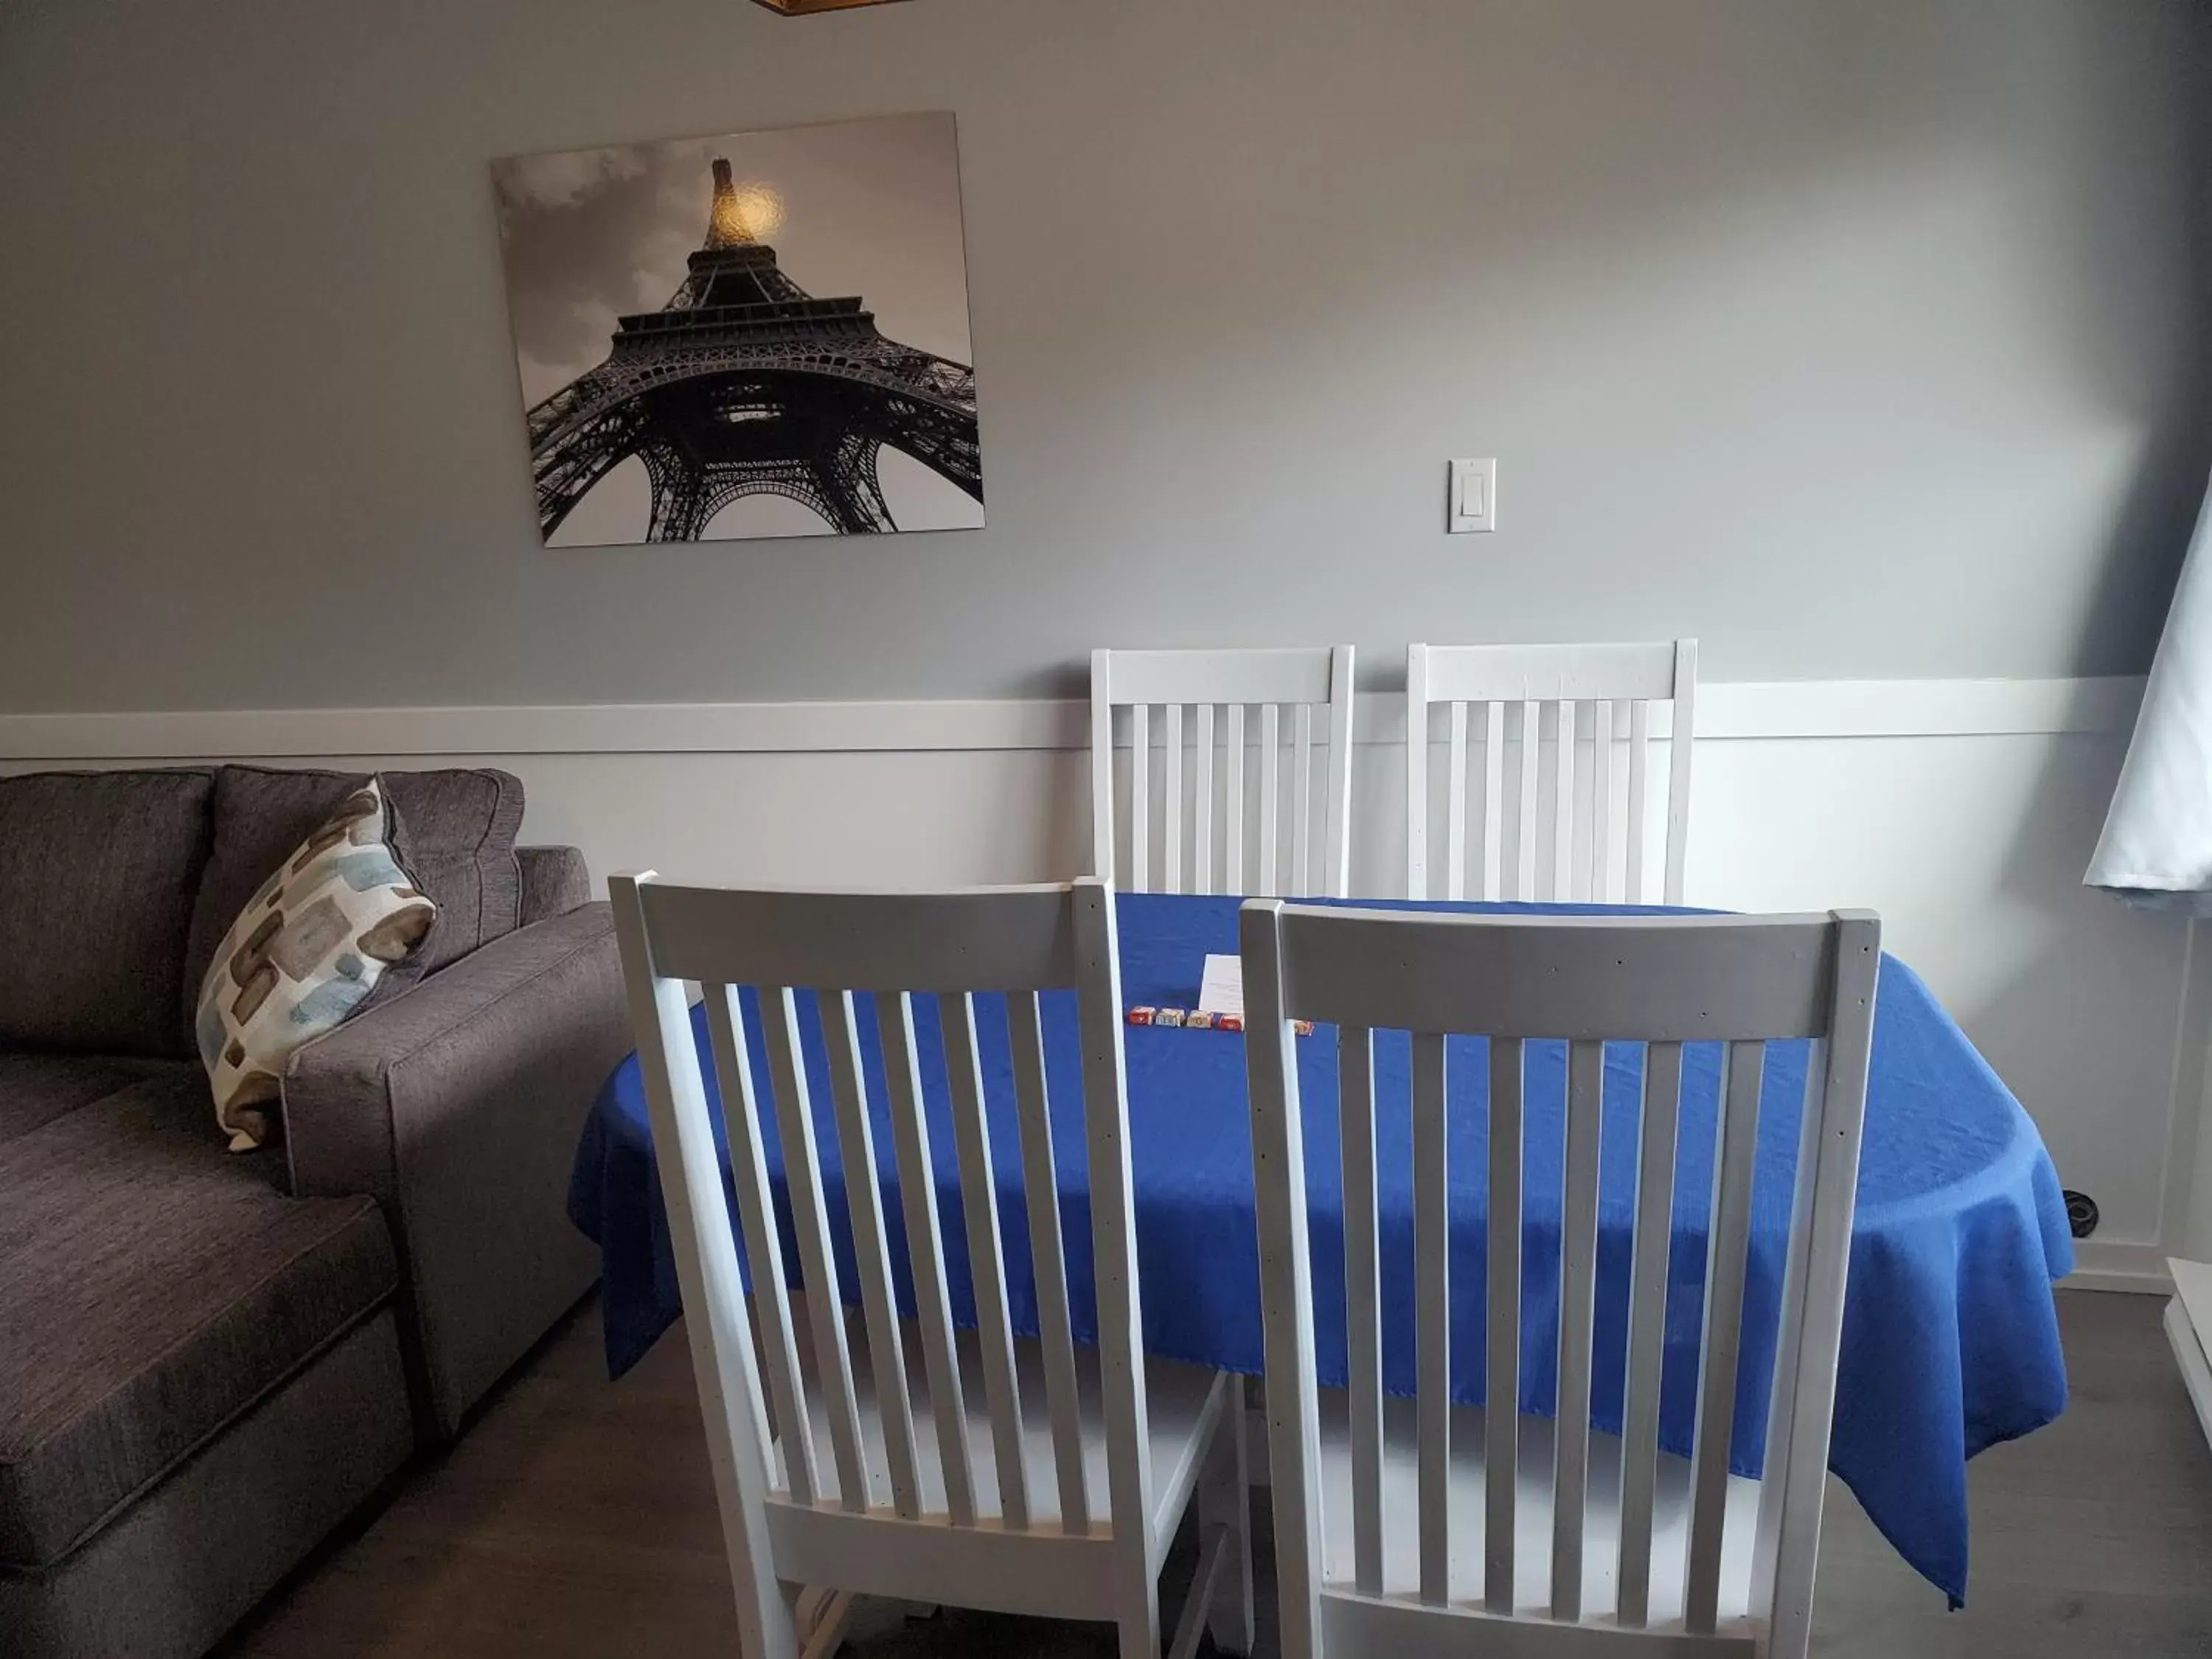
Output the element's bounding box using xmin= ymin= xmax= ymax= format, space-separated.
xmin=1 ymin=676 xmax=2195 ymax=1281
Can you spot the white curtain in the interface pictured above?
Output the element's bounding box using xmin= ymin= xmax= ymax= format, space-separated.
xmin=2088 ymin=469 xmax=2212 ymax=912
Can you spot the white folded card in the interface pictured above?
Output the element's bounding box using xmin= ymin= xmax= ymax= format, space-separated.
xmin=1197 ymin=954 xmax=1245 ymax=1018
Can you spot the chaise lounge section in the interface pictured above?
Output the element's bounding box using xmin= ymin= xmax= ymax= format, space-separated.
xmin=0 ymin=765 xmax=628 ymax=1658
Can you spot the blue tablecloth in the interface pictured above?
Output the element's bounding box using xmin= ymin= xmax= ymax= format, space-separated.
xmin=568 ymin=894 xmax=2072 ymax=1607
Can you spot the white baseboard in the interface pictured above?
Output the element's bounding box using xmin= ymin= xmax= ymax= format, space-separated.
xmin=2065 ymin=1239 xmax=2176 ymax=1293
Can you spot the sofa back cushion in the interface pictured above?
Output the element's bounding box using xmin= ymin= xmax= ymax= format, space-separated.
xmin=182 ymin=766 xmax=524 ymax=1021
xmin=0 ymin=770 xmax=216 ymax=1057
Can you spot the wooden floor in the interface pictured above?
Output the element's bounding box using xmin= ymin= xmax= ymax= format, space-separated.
xmin=219 ymin=1290 xmax=2212 ymax=1658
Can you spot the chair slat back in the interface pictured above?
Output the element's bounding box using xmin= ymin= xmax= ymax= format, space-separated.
xmin=1093 ymin=645 xmax=1356 ymax=898
xmin=1406 ymin=639 xmax=1697 ymax=905
xmin=1241 ymin=902 xmax=1878 ymax=1657
xmin=611 ymin=875 xmax=1152 ymax=1574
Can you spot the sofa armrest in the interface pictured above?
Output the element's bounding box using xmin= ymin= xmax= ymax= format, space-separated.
xmin=518 ymin=845 xmax=591 ymax=925
xmin=282 ymin=902 xmax=625 ymax=1438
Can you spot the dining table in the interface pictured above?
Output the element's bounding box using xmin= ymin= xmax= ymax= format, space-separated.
xmin=567 ymin=891 xmax=2073 ymax=1610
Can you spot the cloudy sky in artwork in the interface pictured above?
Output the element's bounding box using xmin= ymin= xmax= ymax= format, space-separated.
xmin=493 ymin=111 xmax=973 ymax=407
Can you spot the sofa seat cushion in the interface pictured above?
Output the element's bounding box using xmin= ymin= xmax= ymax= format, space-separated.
xmin=0 ymin=769 xmax=217 ymax=1057
xmin=182 ymin=767 xmax=525 ymax=1022
xmin=0 ymin=1063 xmax=397 ymax=1570
xmin=0 ymin=1053 xmax=191 ymax=1149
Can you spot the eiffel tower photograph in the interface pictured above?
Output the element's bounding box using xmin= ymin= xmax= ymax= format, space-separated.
xmin=491 ymin=112 xmax=984 ymax=546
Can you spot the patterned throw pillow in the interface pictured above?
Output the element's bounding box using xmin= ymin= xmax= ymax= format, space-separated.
xmin=194 ymin=779 xmax=438 ymax=1152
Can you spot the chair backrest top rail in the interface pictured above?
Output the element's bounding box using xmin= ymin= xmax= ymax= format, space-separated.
xmin=1267 ymin=902 xmax=1865 ymax=1041
xmin=630 ymin=878 xmax=1083 ymax=992
xmin=1412 ymin=639 xmax=1687 ymax=705
xmin=1093 ymin=644 xmax=1343 ymax=707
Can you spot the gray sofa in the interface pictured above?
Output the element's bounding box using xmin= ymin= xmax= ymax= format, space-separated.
xmin=0 ymin=765 xmax=630 ymax=1658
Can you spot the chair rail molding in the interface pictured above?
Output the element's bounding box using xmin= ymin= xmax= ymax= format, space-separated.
xmin=0 ymin=675 xmax=2146 ymax=761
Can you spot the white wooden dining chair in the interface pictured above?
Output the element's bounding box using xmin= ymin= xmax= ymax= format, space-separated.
xmin=1405 ymin=640 xmax=1698 ymax=904
xmin=1091 ymin=646 xmax=1356 ymax=898
xmin=610 ymin=874 xmax=1253 ymax=1659
xmin=1240 ymin=901 xmax=1879 ymax=1659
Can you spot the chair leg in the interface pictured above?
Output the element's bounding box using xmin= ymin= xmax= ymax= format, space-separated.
xmin=1197 ymin=1375 xmax=1256 ymax=1655
xmin=794 ymin=1586 xmax=856 ymax=1659
xmin=1118 ymin=1587 xmax=1163 ymax=1659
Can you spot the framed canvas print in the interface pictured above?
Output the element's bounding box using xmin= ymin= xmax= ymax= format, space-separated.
xmin=493 ymin=111 xmax=984 ymax=545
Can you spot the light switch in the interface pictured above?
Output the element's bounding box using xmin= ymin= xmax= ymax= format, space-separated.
xmin=1448 ymin=458 xmax=1495 ymax=534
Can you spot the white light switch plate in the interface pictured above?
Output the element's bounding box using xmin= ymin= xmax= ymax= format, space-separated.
xmin=1449 ymin=457 xmax=1495 ymax=533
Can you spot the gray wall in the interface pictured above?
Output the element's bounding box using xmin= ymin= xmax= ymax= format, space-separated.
xmin=1 ymin=0 xmax=2205 ymax=710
